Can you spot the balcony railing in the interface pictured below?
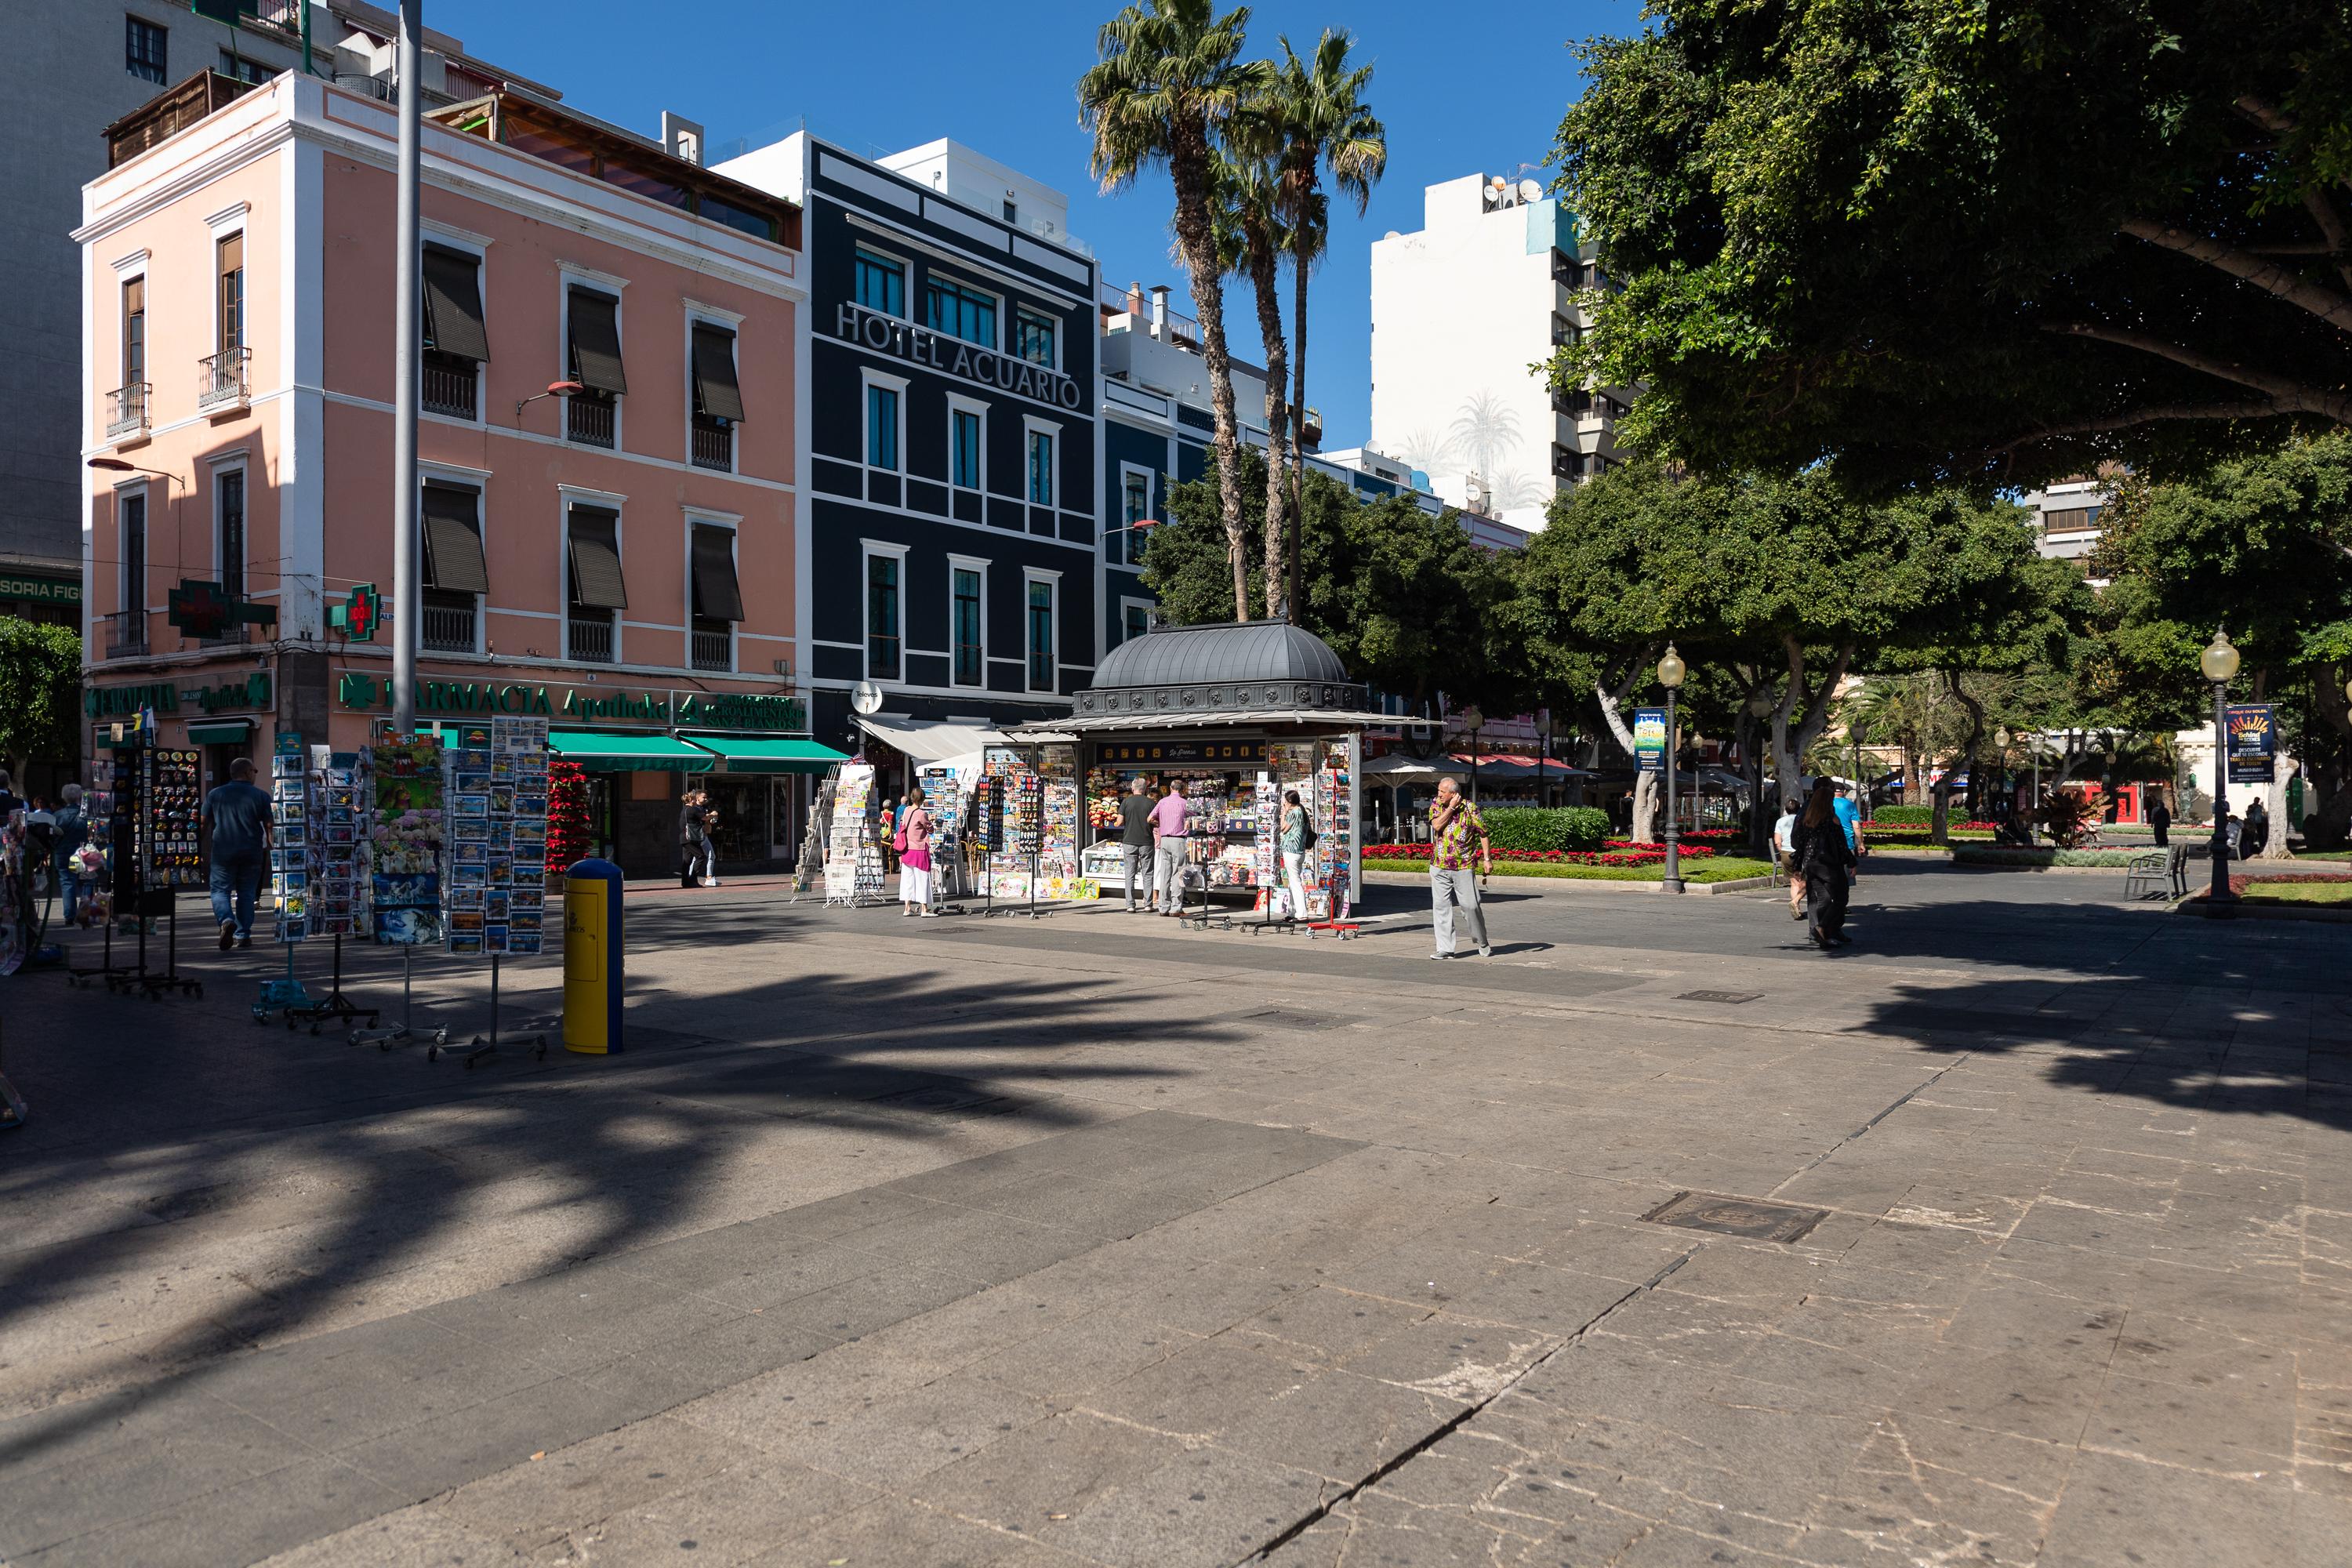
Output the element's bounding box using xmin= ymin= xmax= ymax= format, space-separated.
xmin=690 ymin=415 xmax=733 ymax=472
xmin=421 ymin=597 xmax=476 ymax=652
xmin=567 ymin=613 xmax=615 ymax=663
xmin=194 ymin=623 xmax=249 ymax=649
xmin=567 ymin=393 xmax=615 ymax=448
xmin=105 ymin=383 xmax=151 ymax=439
xmin=198 ymin=347 xmax=250 ymax=412
xmin=421 ymin=352 xmax=477 ymax=420
xmin=103 ymin=610 xmax=147 ymax=658
xmin=691 ymin=622 xmax=732 ymax=672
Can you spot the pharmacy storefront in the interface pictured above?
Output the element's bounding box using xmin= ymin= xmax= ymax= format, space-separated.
xmin=332 ymin=671 xmax=843 ymax=879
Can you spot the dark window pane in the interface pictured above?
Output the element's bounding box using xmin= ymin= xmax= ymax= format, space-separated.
xmin=218 ymin=468 xmax=245 ymax=601
xmin=855 ymin=249 xmax=905 ymax=316
xmin=953 ymin=568 xmax=983 ymax=686
xmin=125 ymin=16 xmax=166 ymax=83
xmin=866 ymin=554 xmax=901 ymax=679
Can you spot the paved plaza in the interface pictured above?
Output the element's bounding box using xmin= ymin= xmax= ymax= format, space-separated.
xmin=1 ymin=859 xmax=2347 ymax=1566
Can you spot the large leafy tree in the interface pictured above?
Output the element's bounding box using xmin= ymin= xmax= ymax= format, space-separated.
xmin=0 ymin=618 xmax=82 ymax=786
xmin=1515 ymin=462 xmax=2078 ymax=815
xmin=1553 ymin=1 xmax=2352 ymax=490
xmin=2086 ymin=432 xmax=2352 ymax=846
xmin=1080 ymin=0 xmax=1271 ymax=615
xmin=1142 ymin=448 xmax=1526 ymax=719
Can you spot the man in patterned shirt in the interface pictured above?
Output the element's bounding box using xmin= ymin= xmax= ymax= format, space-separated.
xmin=1428 ymin=776 xmax=1492 ymax=959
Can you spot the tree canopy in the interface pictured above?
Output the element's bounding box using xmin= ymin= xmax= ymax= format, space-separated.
xmin=1140 ymin=448 xmax=1526 ymax=720
xmin=1552 ymin=1 xmax=2352 ymax=492
xmin=0 ymin=618 xmax=82 ymax=782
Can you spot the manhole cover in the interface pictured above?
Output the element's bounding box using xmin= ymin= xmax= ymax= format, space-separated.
xmin=1642 ymin=1191 xmax=1827 ymax=1243
xmin=1675 ymin=989 xmax=1762 ymax=1005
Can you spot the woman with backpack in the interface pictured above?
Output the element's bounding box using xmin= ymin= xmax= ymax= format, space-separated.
xmin=1278 ymin=788 xmax=1316 ymax=923
xmin=896 ymin=786 xmax=935 ymax=916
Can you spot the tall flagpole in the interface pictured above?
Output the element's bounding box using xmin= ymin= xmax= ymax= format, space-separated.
xmin=390 ymin=0 xmax=423 ymax=736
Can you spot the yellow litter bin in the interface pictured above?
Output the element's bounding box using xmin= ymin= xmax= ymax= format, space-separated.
xmin=563 ymin=858 xmax=623 ymax=1054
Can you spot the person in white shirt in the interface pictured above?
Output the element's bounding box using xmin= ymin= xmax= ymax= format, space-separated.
xmin=1773 ymin=798 xmax=1804 ymax=921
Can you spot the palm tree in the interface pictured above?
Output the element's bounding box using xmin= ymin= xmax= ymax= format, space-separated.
xmin=1080 ymin=0 xmax=1271 ymax=620
xmin=1207 ymin=136 xmax=1294 ymax=619
xmin=1273 ymin=30 xmax=1384 ymax=609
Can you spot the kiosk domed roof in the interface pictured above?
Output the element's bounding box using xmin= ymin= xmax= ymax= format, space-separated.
xmin=1073 ymin=620 xmax=1369 ymax=720
xmin=1093 ymin=619 xmax=1350 ymax=691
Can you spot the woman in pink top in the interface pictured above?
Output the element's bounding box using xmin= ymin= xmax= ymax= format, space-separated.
xmin=898 ymin=786 xmax=935 ymax=916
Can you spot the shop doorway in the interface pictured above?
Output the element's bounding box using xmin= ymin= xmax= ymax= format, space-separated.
xmin=703 ymin=776 xmax=771 ymax=869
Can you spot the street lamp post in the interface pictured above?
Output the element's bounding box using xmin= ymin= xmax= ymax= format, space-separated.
xmin=1748 ymin=689 xmax=1774 ymax=860
xmin=1537 ymin=711 xmax=1552 ymax=807
xmin=390 ymin=0 xmax=424 ymax=737
xmin=1462 ymin=706 xmax=1484 ymax=804
xmin=2204 ymin=630 xmax=2241 ymax=904
xmin=1657 ymin=644 xmax=1686 ymax=893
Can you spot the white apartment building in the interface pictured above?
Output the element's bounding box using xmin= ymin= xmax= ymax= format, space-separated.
xmin=1370 ymin=172 xmax=1627 ymax=532
xmin=2020 ymin=477 xmax=2113 ymax=564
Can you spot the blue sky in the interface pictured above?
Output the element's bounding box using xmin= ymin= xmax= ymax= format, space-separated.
xmin=455 ymin=0 xmax=1640 ymax=452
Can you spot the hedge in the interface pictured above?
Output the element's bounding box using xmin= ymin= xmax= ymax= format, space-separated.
xmin=1951 ymin=845 xmax=2146 ymax=868
xmin=1483 ymin=806 xmax=1611 ymax=854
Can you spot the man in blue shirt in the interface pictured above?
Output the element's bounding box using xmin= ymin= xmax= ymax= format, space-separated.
xmin=1831 ymin=785 xmax=1864 ymax=880
xmin=202 ymin=757 xmax=274 ymax=949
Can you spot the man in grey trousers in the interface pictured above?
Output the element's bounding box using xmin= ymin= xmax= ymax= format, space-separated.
xmin=1427 ymin=775 xmax=1492 ymax=959
xmin=1116 ymin=777 xmax=1155 ymax=911
xmin=1149 ymin=778 xmax=1193 ymax=916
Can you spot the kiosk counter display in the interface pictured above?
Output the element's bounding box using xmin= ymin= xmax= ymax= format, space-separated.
xmin=983 ymin=745 xmax=1091 ymax=901
xmin=142 ymin=748 xmax=205 ymax=888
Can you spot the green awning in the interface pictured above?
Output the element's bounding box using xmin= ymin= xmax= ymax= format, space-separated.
xmin=546 ymin=730 xmax=715 ymax=773
xmin=187 ymin=718 xmax=254 ymax=744
xmin=681 ymin=735 xmax=848 ymax=775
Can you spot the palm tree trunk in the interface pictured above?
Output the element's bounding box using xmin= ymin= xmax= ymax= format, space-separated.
xmin=1248 ymin=244 xmax=1290 ymax=620
xmin=1169 ymin=142 xmax=1250 ymax=620
xmin=1289 ymin=248 xmax=1309 ymax=618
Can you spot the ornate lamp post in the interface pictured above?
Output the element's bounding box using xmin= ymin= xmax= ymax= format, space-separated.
xmin=2203 ymin=630 xmax=2240 ymax=903
xmin=1537 ymin=710 xmax=1554 ymax=807
xmin=1748 ymin=689 xmax=1774 ymax=859
xmin=1657 ymin=644 xmax=1686 ymax=893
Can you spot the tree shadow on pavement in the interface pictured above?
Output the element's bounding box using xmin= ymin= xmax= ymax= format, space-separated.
xmin=0 ymin=953 xmax=1230 ymax=1456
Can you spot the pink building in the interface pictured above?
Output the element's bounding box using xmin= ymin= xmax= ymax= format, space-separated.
xmin=78 ymin=71 xmax=822 ymax=875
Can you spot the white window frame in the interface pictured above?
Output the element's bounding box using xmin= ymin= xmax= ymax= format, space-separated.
xmin=924 ymin=271 xmax=1004 ymax=351
xmin=1023 ymin=416 xmax=1058 ymax=509
xmin=1115 ymin=460 xmax=1154 ymax=564
xmin=862 ymin=538 xmax=910 ymax=684
xmin=418 ymin=460 xmax=492 ymax=655
xmin=559 ymin=484 xmax=627 ymax=666
xmin=1120 ymin=595 xmax=1155 ymax=648
xmin=1013 ymin=303 xmax=1062 ymax=373
xmin=1023 ymin=566 xmax=1061 ymax=695
xmin=852 ymin=242 xmax=909 ymax=319
xmin=684 ymin=509 xmax=738 ymax=674
xmin=684 ymin=301 xmax=745 ymax=473
xmin=946 ymin=391 xmax=987 ymax=493
xmin=558 ymin=268 xmax=627 ymax=452
xmin=115 ymin=478 xmax=153 ymax=615
xmin=209 ymin=452 xmax=249 ymax=601
xmin=862 ymin=367 xmax=909 ymax=475
xmin=419 ymin=225 xmax=490 ymax=430
xmin=947 ymin=552 xmax=989 ymax=691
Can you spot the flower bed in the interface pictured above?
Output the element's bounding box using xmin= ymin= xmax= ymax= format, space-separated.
xmin=2192 ymin=870 xmax=2352 ymax=903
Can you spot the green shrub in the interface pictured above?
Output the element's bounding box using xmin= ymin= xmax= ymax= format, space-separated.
xmin=1483 ymin=806 xmax=1611 ymax=854
xmin=1951 ymin=845 xmax=2144 ymax=867
xmin=1873 ymin=804 xmax=1933 ymax=826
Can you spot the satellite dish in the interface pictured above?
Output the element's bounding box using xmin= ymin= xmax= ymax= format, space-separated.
xmin=850 ymin=680 xmax=884 ymax=716
xmin=1518 ymin=179 xmax=1543 ymax=203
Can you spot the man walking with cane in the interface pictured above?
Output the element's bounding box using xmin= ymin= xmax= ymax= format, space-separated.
xmin=1428 ymin=775 xmax=1492 ymax=959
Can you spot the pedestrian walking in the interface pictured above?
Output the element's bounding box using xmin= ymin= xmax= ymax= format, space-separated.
xmin=1791 ymin=778 xmax=1856 ymax=951
xmin=2243 ymin=795 xmax=2270 ymax=858
xmin=1427 ymin=775 xmax=1492 ymax=959
xmin=1116 ymin=778 xmax=1154 ymax=911
xmin=1832 ymin=782 xmax=1864 ymax=884
xmin=1774 ymin=797 xmax=1804 ymax=921
xmin=2147 ymin=787 xmax=2170 ymax=848
xmin=897 ymin=787 xmax=935 ymax=916
xmin=678 ymin=789 xmax=717 ymax=887
xmin=1149 ymin=779 xmax=1192 ymax=915
xmin=1278 ymin=789 xmax=1316 ymax=922
xmin=53 ymin=784 xmax=90 ymax=928
xmin=201 ymin=757 xmax=273 ymax=949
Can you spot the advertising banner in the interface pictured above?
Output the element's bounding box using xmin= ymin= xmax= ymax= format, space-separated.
xmin=1633 ymin=708 xmax=1667 ymax=775
xmin=2226 ymin=704 xmax=2276 ymax=786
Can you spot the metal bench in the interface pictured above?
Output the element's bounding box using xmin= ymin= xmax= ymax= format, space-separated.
xmin=2124 ymin=844 xmax=2188 ymax=901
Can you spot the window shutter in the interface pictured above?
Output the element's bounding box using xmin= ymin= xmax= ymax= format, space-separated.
xmin=565 ymin=506 xmax=628 ymax=610
xmin=691 ymin=524 xmax=743 ymax=621
xmin=566 ymin=289 xmax=627 ymax=395
xmin=691 ymin=324 xmax=746 ymax=422
xmin=419 ymin=484 xmax=488 ymax=594
xmin=421 ymin=245 xmax=491 ymax=362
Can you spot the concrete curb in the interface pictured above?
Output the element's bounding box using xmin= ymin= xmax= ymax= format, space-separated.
xmin=1364 ymin=868 xmax=1775 ymax=896
xmin=2173 ymin=898 xmax=2352 ymax=924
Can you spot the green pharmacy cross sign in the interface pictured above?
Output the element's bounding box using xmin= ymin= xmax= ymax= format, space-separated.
xmin=331 ymin=583 xmax=379 ymax=641
xmin=167 ymin=579 xmax=278 ymax=640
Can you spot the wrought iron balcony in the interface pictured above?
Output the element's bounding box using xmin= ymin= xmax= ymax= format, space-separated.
xmin=198 ymin=347 xmax=250 ymax=412
xmin=421 ymin=596 xmax=476 ymax=652
xmin=103 ymin=609 xmax=147 ymax=658
xmin=690 ymin=414 xmax=732 ymax=472
xmin=690 ymin=621 xmax=732 ymax=672
xmin=567 ymin=613 xmax=615 ymax=663
xmin=421 ymin=351 xmax=477 ymax=419
xmin=567 ymin=392 xmax=615 ymax=448
xmin=105 ymin=383 xmax=151 ymax=439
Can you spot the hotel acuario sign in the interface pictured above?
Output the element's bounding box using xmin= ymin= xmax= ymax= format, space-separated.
xmin=833 ymin=303 xmax=1083 ymax=410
